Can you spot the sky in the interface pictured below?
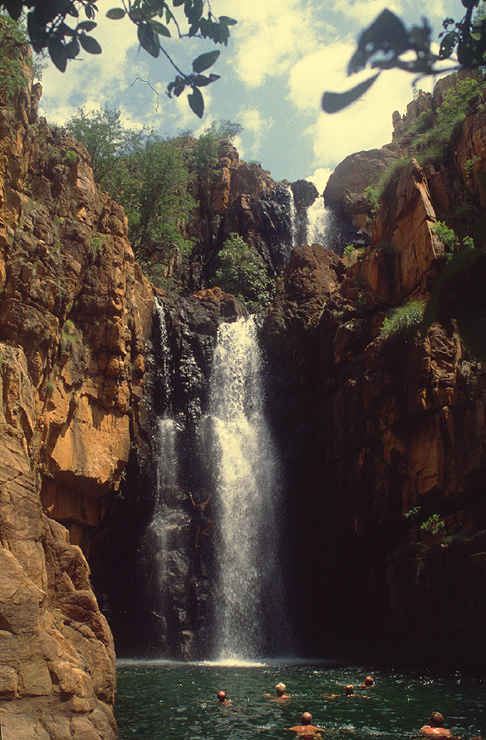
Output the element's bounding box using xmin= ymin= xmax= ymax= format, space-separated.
xmin=38 ymin=0 xmax=462 ymax=192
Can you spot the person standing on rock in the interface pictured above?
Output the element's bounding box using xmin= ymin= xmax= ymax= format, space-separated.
xmin=188 ymin=490 xmax=213 ymax=549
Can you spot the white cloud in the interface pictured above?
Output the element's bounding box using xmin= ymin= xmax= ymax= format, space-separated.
xmin=336 ymin=0 xmax=403 ymax=26
xmin=39 ymin=12 xmax=145 ymax=124
xmin=215 ymin=0 xmax=324 ymax=87
xmin=237 ymin=107 xmax=274 ymax=158
xmin=287 ymin=41 xmax=355 ymax=112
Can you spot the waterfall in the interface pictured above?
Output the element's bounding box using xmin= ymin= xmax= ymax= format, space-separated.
xmin=144 ymin=301 xmax=187 ymax=652
xmin=288 ymin=186 xmax=298 ymax=251
xmin=201 ymin=316 xmax=288 ymax=660
xmin=306 ymin=195 xmax=332 ymax=245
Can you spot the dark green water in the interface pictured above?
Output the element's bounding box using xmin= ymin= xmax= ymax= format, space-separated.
xmin=115 ymin=661 xmax=485 ymax=740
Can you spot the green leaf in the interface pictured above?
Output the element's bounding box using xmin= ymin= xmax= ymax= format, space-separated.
xmin=48 ymin=38 xmax=68 ymax=72
xmin=4 ymin=0 xmax=23 ymax=21
xmin=439 ymin=31 xmax=457 ymax=59
xmin=65 ymin=38 xmax=80 ymax=58
xmin=192 ymin=73 xmax=220 ymax=87
xmin=106 ymin=8 xmax=126 ymax=19
xmin=137 ymin=23 xmax=160 ymax=57
xmin=188 ymin=86 xmax=204 ymax=118
xmin=192 ymin=50 xmax=220 ymax=72
xmin=77 ymin=20 xmax=97 ymax=31
xmin=218 ymin=15 xmax=237 ymax=26
xmin=150 ymin=20 xmax=171 ymax=36
xmin=322 ymin=73 xmax=380 ymax=113
xmin=79 ymin=33 xmax=102 ymax=54
xmin=172 ymin=0 xmax=184 ymax=5
xmin=348 ymin=9 xmax=410 ymax=75
xmin=27 ymin=11 xmax=47 ymax=52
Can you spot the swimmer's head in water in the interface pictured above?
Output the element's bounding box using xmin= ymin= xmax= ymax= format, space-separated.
xmin=218 ymin=691 xmax=226 ymax=702
xmin=301 ymin=712 xmax=313 ymax=726
xmin=276 ymin=683 xmax=286 ymax=695
xmin=363 ymin=676 xmax=374 ymax=687
xmin=430 ymin=713 xmax=444 ymax=727
xmin=345 ymin=685 xmax=354 ymax=696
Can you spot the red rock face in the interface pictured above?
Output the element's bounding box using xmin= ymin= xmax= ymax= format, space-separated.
xmin=0 ymin=63 xmax=154 ymax=736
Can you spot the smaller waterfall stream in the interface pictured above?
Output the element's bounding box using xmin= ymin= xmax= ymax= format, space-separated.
xmin=202 ymin=316 xmax=288 ymax=660
xmin=288 ymin=186 xmax=298 ymax=251
xmin=306 ymin=195 xmax=333 ymax=245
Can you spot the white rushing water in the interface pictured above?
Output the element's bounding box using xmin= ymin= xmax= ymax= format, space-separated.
xmin=306 ymin=195 xmax=332 ymax=246
xmin=202 ymin=316 xmax=287 ymax=661
xmin=288 ymin=185 xmax=298 ymax=251
xmin=147 ymin=302 xmax=182 ymax=612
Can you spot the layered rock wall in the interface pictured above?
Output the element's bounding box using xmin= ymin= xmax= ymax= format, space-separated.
xmin=263 ymin=89 xmax=486 ymax=668
xmin=0 ymin=59 xmax=154 ymax=735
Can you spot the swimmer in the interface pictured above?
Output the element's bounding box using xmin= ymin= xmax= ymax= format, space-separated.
xmin=265 ymin=682 xmax=291 ymax=701
xmin=217 ymin=690 xmax=232 ymax=706
xmin=361 ymin=676 xmax=374 ymax=688
xmin=287 ymin=712 xmax=324 ymax=739
xmin=421 ymin=712 xmax=452 ymax=737
xmin=324 ymin=684 xmax=361 ymax=698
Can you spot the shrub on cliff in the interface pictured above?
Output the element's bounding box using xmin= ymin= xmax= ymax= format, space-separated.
xmin=380 ymin=300 xmax=425 ymax=345
xmin=212 ymin=234 xmax=275 ymax=311
xmin=65 ymin=108 xmax=195 ymax=284
xmin=64 ymin=107 xmax=146 ymax=186
xmin=0 ymin=11 xmax=43 ymax=103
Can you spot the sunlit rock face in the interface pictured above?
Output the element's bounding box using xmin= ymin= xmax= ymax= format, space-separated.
xmin=0 ymin=59 xmax=154 ymax=736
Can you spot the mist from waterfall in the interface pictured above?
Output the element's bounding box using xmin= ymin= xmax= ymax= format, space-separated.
xmin=201 ymin=316 xmax=289 ymax=661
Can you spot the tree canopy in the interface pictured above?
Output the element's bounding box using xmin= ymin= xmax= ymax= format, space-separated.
xmin=0 ymin=0 xmax=236 ymax=117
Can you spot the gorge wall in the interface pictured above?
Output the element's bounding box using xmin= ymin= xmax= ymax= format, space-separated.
xmin=261 ymin=79 xmax=486 ymax=668
xmin=0 ymin=62 xmax=154 ymax=737
xmin=2 ymin=54 xmax=486 ymax=736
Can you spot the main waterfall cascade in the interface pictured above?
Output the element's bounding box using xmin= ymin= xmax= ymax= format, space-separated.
xmin=201 ymin=316 xmax=290 ymax=660
xmin=148 ymin=303 xmax=290 ymax=660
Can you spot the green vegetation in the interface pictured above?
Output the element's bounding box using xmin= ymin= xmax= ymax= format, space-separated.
xmin=212 ymin=233 xmax=275 ymax=311
xmin=380 ymin=300 xmax=425 ymax=343
xmin=420 ymin=514 xmax=445 ymax=537
xmin=0 ymin=10 xmax=31 ymax=102
xmin=403 ymin=505 xmax=422 ymax=520
xmin=362 ymin=73 xmax=486 ymax=213
xmin=63 ymin=149 xmax=78 ymax=165
xmin=432 ymin=221 xmax=475 ymax=259
xmin=411 ymin=75 xmax=485 ymax=165
xmin=65 ymin=108 xmax=246 ymax=292
xmin=64 ymin=108 xmax=146 ymax=186
xmin=365 ymin=185 xmax=380 ymax=217
xmin=60 ymin=319 xmax=83 ymax=353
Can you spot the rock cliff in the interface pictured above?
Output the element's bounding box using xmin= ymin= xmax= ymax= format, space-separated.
xmin=262 ymin=77 xmax=486 ymax=668
xmin=0 ymin=54 xmax=154 ymax=736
